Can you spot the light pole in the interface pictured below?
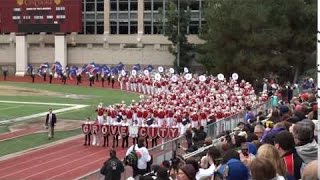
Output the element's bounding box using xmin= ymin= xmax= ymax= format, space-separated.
xmin=177 ymin=0 xmax=181 ymax=70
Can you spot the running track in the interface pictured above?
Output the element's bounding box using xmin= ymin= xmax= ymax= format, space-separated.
xmin=0 ymin=75 xmax=121 ymax=89
xmin=0 ymin=128 xmax=41 ymax=141
xmin=0 ymin=137 xmax=128 ymax=180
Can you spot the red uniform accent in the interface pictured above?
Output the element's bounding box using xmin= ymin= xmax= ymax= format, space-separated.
xmin=137 ymin=110 xmax=143 ymax=118
xmin=191 ymin=113 xmax=199 ymax=121
xmin=107 ymin=109 xmax=112 ymax=116
xmin=126 ymin=110 xmax=133 ymax=119
xmin=96 ymin=107 xmax=105 ymax=116
xmin=175 ymin=114 xmax=182 ymax=123
xmin=200 ymin=112 xmax=207 ymax=120
xmin=168 ymin=111 xmax=174 ymax=118
xmin=142 ymin=110 xmax=148 ymax=119
xmin=158 ymin=111 xmax=165 ymax=119
xmin=111 ymin=110 xmax=117 ymax=118
xmin=153 ymin=110 xmax=158 ymax=118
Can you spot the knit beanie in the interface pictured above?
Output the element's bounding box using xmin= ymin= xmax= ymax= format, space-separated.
xmin=180 ymin=164 xmax=196 ymax=180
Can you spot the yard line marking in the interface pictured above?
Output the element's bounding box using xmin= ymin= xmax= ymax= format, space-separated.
xmin=0 ymin=100 xmax=85 ymax=107
xmin=0 ymin=101 xmax=89 ymax=125
xmin=0 ymin=105 xmax=24 ymax=111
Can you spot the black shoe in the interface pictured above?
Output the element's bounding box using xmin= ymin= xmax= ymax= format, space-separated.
xmin=84 ymin=143 xmax=87 ymax=146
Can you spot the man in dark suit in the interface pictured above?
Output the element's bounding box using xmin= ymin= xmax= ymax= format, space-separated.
xmin=45 ymin=108 xmax=57 ymax=140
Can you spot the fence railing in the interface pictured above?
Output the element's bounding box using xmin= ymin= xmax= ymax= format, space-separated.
xmin=183 ymin=99 xmax=271 ymax=161
xmin=78 ymin=100 xmax=271 ymax=180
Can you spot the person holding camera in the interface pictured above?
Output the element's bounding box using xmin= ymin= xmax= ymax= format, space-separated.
xmin=125 ymin=137 xmax=151 ymax=178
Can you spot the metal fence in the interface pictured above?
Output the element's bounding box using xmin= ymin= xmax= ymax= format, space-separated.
xmin=78 ymin=100 xmax=271 ymax=180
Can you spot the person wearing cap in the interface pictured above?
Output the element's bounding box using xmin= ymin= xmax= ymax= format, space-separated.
xmin=177 ymin=164 xmax=196 ymax=180
xmin=216 ymin=158 xmax=249 ymax=180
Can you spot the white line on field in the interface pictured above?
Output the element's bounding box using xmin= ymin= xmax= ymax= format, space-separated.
xmin=0 ymin=105 xmax=24 ymax=111
xmin=0 ymin=100 xmax=85 ymax=106
xmin=0 ymin=101 xmax=89 ymax=125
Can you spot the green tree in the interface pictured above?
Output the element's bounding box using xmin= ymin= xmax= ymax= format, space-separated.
xmin=199 ymin=0 xmax=316 ymax=84
xmin=159 ymin=0 xmax=194 ymax=72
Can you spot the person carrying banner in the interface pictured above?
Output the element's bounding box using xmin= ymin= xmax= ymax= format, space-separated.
xmin=83 ymin=117 xmax=92 ymax=146
xmin=121 ymin=118 xmax=130 ymax=148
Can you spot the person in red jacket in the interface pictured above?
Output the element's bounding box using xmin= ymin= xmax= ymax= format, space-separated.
xmin=158 ymin=108 xmax=165 ymax=127
xmin=96 ymin=103 xmax=106 ymax=124
xmin=126 ymin=108 xmax=133 ymax=126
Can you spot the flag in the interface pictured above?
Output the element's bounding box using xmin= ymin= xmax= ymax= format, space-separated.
xmin=146 ymin=65 xmax=154 ymax=72
xmin=69 ymin=66 xmax=78 ymax=80
xmin=27 ymin=64 xmax=33 ymax=74
xmin=132 ymin=64 xmax=141 ymax=71
xmin=116 ymin=62 xmax=125 ymax=71
xmin=53 ymin=61 xmax=63 ymax=77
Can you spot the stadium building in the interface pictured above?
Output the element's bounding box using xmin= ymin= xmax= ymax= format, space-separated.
xmin=0 ymin=0 xmax=204 ymax=76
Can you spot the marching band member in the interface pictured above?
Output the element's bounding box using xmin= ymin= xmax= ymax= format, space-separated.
xmin=166 ymin=107 xmax=174 ymax=127
xmin=111 ymin=74 xmax=115 ymax=88
xmin=101 ymin=71 xmax=105 ymax=87
xmin=124 ymin=75 xmax=130 ymax=91
xmin=191 ymin=110 xmax=199 ymax=128
xmin=158 ymin=108 xmax=165 ymax=127
xmin=96 ymin=102 xmax=105 ymax=124
xmin=137 ymin=108 xmax=143 ymax=126
xmin=138 ymin=75 xmax=143 ymax=93
xmin=200 ymin=110 xmax=208 ymax=129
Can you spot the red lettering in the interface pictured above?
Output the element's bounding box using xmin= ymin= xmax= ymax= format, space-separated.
xmin=110 ymin=126 xmax=118 ymax=135
xmin=159 ymin=128 xmax=168 ymax=138
xmin=101 ymin=125 xmax=109 ymax=135
xmin=139 ymin=127 xmax=147 ymax=137
xmin=82 ymin=124 xmax=90 ymax=134
xmin=169 ymin=128 xmax=178 ymax=138
xmin=91 ymin=125 xmax=99 ymax=134
xmin=120 ymin=126 xmax=128 ymax=136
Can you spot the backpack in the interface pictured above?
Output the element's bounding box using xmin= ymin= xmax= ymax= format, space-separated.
xmin=124 ymin=145 xmax=138 ymax=167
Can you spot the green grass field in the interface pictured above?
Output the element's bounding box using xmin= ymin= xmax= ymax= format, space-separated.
xmin=0 ymin=103 xmax=68 ymax=121
xmin=0 ymin=129 xmax=82 ymax=157
xmin=0 ymin=82 xmax=140 ymax=121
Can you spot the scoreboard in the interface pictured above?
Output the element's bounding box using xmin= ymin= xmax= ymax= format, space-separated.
xmin=0 ymin=0 xmax=82 ymax=33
